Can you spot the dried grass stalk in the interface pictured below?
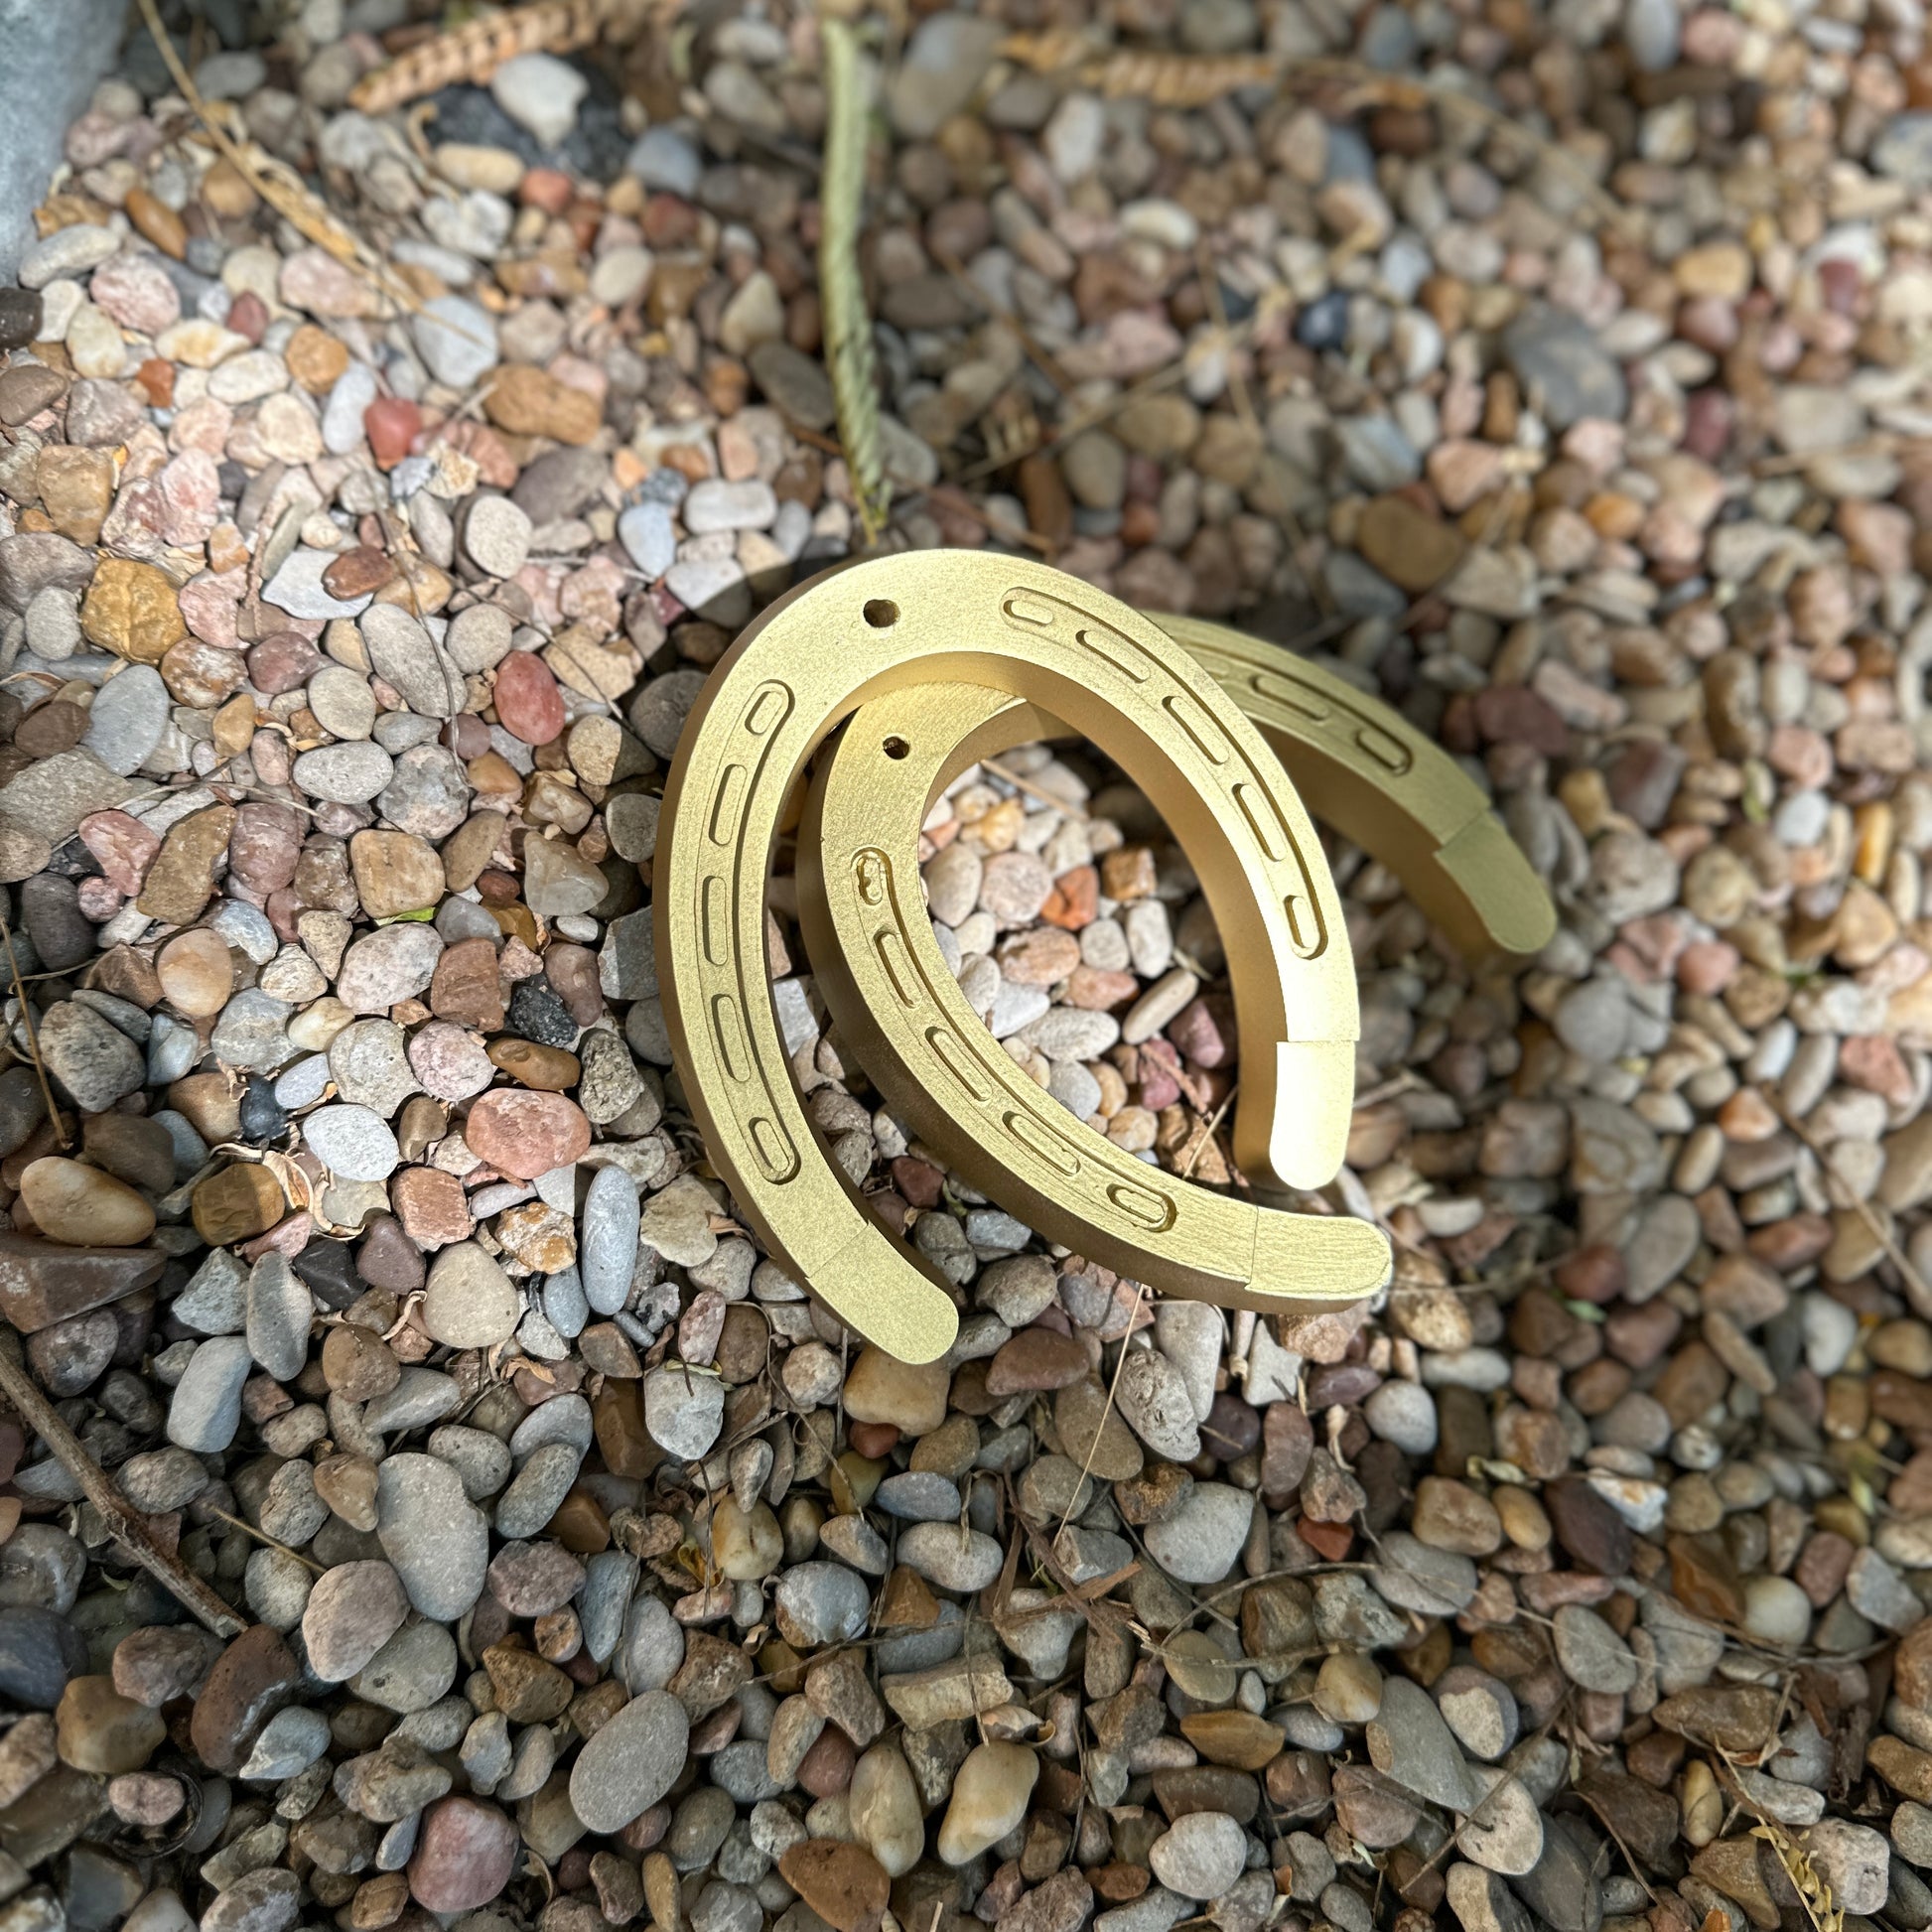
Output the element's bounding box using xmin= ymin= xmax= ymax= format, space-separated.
xmin=996 ymin=35 xmax=1623 ymax=224
xmin=136 ymin=0 xmax=428 ymax=318
xmin=819 ymin=20 xmax=892 ymax=545
xmin=349 ymin=0 xmax=612 ymax=114
xmin=1750 ymin=1824 xmax=1844 ymax=1932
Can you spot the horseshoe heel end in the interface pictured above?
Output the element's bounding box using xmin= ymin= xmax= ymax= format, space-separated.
xmin=1257 ymin=1039 xmax=1356 ymax=1190
xmin=1246 ymin=1209 xmax=1392 ymax=1311
xmin=1437 ymin=815 xmax=1558 ymax=959
xmin=811 ymin=1222 xmax=962 ymax=1366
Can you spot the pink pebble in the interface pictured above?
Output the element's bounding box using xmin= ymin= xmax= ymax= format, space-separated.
xmin=493 ymin=648 xmax=566 ymax=746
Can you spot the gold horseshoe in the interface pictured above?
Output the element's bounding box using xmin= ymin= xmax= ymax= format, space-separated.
xmin=797 ymin=621 xmax=1551 ymax=1317
xmin=797 ymin=680 xmax=1393 ymax=1314
xmin=655 ymin=554 xmax=1380 ymax=1366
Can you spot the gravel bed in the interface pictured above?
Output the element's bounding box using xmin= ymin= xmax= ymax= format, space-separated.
xmin=0 ymin=5 xmax=1930 ymax=1932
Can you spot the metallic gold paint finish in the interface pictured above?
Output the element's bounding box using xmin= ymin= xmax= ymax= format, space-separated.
xmin=798 ymin=616 xmax=1554 ymax=1333
xmin=655 ymin=554 xmax=1373 ymax=1364
xmin=654 ymin=557 xmax=1555 ymax=1364
xmin=1163 ymin=617 xmax=1557 ymax=961
xmin=798 ymin=678 xmax=1393 ymax=1316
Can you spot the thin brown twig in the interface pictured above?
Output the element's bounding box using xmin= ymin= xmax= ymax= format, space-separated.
xmin=0 ymin=913 xmax=69 ymax=1151
xmin=135 ymin=0 xmax=434 ymax=326
xmin=910 ymin=486 xmax=1056 ymax=556
xmin=1291 ymin=58 xmax=1628 ymax=231
xmin=927 ymin=240 xmax=1074 ymax=395
xmin=1588 ymin=1800 xmax=1663 ymax=1907
xmin=1056 ymin=1277 xmax=1147 ymax=1536
xmin=979 ymin=758 xmax=1092 ymax=820
xmin=1010 ymin=1492 xmax=1138 ymax=1633
xmin=1751 ymin=435 xmax=1899 ymax=477
xmin=0 ymin=1344 xmax=244 ymax=1638
xmin=5 ymin=963 xmax=111 ymax=990
xmin=1178 ymin=1079 xmax=1240 ymax=1182
xmin=202 ymin=1503 xmax=329 ymax=1576
xmin=1765 ymin=1081 xmax=1932 ymax=1312
xmin=1352 ymin=1069 xmax=1424 ymax=1110
xmin=1005 ymin=40 xmax=1629 ymax=234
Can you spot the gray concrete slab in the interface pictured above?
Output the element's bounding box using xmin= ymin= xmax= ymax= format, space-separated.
xmin=0 ymin=0 xmax=130 ymax=282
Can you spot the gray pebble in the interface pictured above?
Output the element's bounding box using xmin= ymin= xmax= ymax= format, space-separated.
xmin=1144 ymin=1481 xmax=1252 ymax=1585
xmin=643 ymin=1362 xmax=724 ymax=1459
xmin=264 ymin=549 xmax=372 ymax=622
xmin=427 ymin=1425 xmax=513 ymax=1500
xmin=1552 ymin=1603 xmax=1639 ymax=1694
xmin=292 ymin=742 xmax=394 ymax=804
xmin=361 ymin=605 xmax=464 ymax=718
xmin=302 ymin=1103 xmax=400 ymax=1181
xmin=618 ymin=500 xmax=676 ymax=579
xmin=41 ymin=1001 xmax=145 ymax=1113
xmin=412 ymin=295 xmax=499 ymax=389
xmin=245 ymin=1254 xmax=312 ymax=1382
xmin=1149 ymin=1814 xmax=1248 ymax=1899
xmin=375 ymin=1452 xmax=489 ymax=1621
xmin=237 ymin=1706 xmax=331 ymax=1781
xmin=350 ymin=1618 xmax=460 ymax=1716
xmin=580 ymin=1549 xmax=639 ymax=1664
xmin=773 ymin=1563 xmax=870 ymax=1645
xmin=581 ymin=1163 xmax=641 ymax=1314
xmin=174 ymin=1248 xmax=247 ymax=1334
xmin=494 ymin=1441 xmax=585 ymax=1538
xmin=166 ymin=1336 xmax=254 ymax=1452
xmin=82 ymin=665 xmax=170 ymax=775
xmin=874 ymin=1472 xmax=962 ymax=1521
xmin=361 ymin=1366 xmax=463 ymax=1436
xmin=208 ymin=991 xmax=295 ymax=1072
xmin=1363 ymin=1380 xmax=1437 ymax=1453
xmin=570 ymin=1689 xmax=690 ymax=1835
xmin=507 ymin=1392 xmax=593 ymax=1460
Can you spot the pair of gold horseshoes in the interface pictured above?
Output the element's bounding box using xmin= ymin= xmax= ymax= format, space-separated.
xmin=655 ymin=553 xmax=1554 ymax=1366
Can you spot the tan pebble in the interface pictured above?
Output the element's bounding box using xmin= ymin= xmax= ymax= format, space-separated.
xmin=314 ymin=1452 xmax=380 ymax=1532
xmin=422 ymin=1242 xmax=521 ymax=1349
xmin=936 ymin=1741 xmax=1036 ymax=1863
xmin=349 ymin=830 xmax=446 ymax=920
xmin=843 ymin=1347 xmax=949 ymax=1437
xmin=483 ymin=365 xmax=601 ymax=446
xmin=1870 ymin=1319 xmax=1932 ymax=1376
xmin=711 ymin=1498 xmax=783 ymax=1580
xmin=485 ymin=1037 xmax=581 ymax=1091
xmin=190 ymin=1163 xmax=286 ymax=1245
xmin=1177 ymin=1709 xmax=1286 ymax=1771
xmin=201 ymin=159 xmax=259 ymax=216
xmin=1358 ymin=494 xmax=1466 ymax=593
xmin=19 ymin=1157 xmax=156 ymax=1248
xmin=125 ymin=187 xmax=188 ymax=259
xmin=848 ymin=1742 xmax=924 ymax=1876
xmin=1680 ymin=1759 xmax=1722 ymax=1846
xmin=1313 ymin=1650 xmax=1383 ymax=1724
xmin=1412 ymin=1475 xmax=1503 ymax=1556
xmin=56 ymin=1676 xmax=166 ymax=1774
xmin=1494 ymin=1485 xmax=1551 ymax=1550
xmin=434 ymin=144 xmax=527 ymax=194
xmin=1673 ymin=241 xmax=1752 ymax=300
xmin=156 ymin=927 xmax=234 ymax=1017
xmin=81 ymin=559 xmax=186 ymax=664
xmin=286 ymin=323 xmax=350 ymax=393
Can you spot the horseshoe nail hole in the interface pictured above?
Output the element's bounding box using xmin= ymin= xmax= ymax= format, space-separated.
xmin=863 ymin=599 xmax=899 ymax=629
xmin=882 ymin=736 xmax=910 ymax=760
